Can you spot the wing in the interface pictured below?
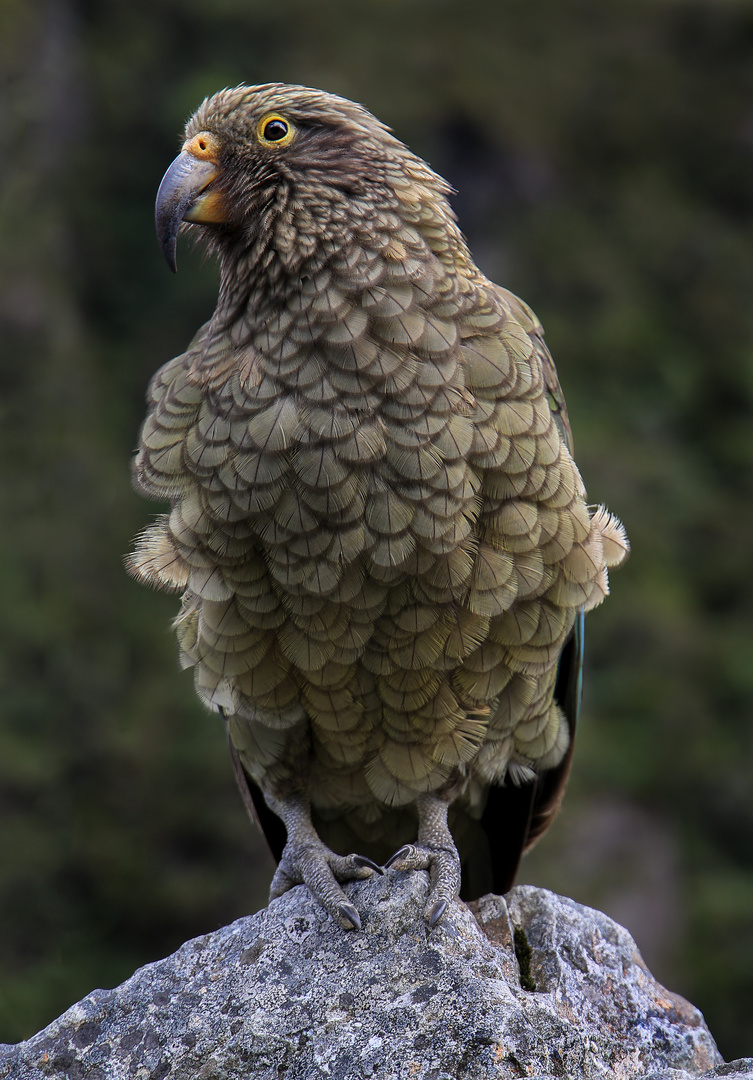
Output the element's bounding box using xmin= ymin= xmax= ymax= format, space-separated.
xmin=470 ymin=609 xmax=583 ymax=897
xmin=476 ymin=288 xmax=584 ymax=896
xmin=222 ymin=708 xmax=288 ymax=861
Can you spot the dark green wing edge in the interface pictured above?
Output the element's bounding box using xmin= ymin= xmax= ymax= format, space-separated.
xmin=221 ymin=707 xmax=288 ymax=863
xmin=469 ymin=608 xmax=584 ymax=899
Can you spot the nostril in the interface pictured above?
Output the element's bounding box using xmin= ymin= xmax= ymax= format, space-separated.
xmin=187 ymin=133 xmax=221 ymax=161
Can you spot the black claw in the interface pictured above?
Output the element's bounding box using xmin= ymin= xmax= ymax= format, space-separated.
xmin=353 ymin=855 xmax=384 ymax=875
xmin=384 ymin=845 xmax=411 ymax=869
xmin=429 ymin=899 xmax=448 ymax=928
xmin=338 ymin=902 xmax=362 ymax=931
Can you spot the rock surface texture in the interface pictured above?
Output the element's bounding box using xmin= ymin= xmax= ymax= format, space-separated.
xmin=1 ymin=877 xmax=750 ymax=1080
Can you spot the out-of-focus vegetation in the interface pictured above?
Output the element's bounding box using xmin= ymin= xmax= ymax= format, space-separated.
xmin=1 ymin=0 xmax=752 ymax=1060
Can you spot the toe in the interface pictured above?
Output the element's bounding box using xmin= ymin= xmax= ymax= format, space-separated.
xmin=269 ymin=861 xmax=299 ymax=901
xmin=384 ymin=842 xmax=460 ymax=927
xmin=384 ymin=844 xmax=428 ymax=872
xmin=353 ymin=854 xmax=385 ymax=876
xmin=423 ymin=847 xmax=460 ymax=927
xmin=428 ymin=899 xmax=448 ymax=927
xmin=338 ymin=902 xmax=362 ymax=931
xmin=330 ymin=852 xmax=382 ymax=881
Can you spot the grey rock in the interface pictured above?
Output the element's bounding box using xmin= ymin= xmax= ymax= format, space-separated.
xmin=0 ymin=874 xmax=748 ymax=1080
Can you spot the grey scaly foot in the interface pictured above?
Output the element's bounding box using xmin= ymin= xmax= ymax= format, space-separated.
xmin=385 ymin=794 xmax=461 ymax=927
xmin=264 ymin=789 xmax=382 ymax=930
xmin=270 ymin=845 xmax=381 ymax=930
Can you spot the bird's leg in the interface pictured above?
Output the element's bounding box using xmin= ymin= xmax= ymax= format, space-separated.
xmin=264 ymin=786 xmax=382 ymax=931
xmin=385 ymin=793 xmax=461 ymax=927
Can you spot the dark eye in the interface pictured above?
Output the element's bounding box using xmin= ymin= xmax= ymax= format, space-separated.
xmin=263 ymin=119 xmax=288 ymax=141
xmin=256 ymin=113 xmax=295 ymax=147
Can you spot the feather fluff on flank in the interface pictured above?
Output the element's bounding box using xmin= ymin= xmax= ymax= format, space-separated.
xmin=126 ymin=516 xmax=190 ymax=591
xmin=507 ymin=760 xmax=537 ymax=785
xmin=591 ymin=505 xmax=630 ymax=567
xmin=574 ymin=505 xmax=630 ymax=612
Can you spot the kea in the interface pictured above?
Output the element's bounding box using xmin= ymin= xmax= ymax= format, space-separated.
xmin=129 ymin=83 xmax=628 ymax=931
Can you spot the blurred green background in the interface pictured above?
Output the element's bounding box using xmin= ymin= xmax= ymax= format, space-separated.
xmin=2 ymin=0 xmax=753 ymax=1061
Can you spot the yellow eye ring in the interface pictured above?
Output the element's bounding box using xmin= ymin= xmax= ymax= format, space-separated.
xmin=256 ymin=113 xmax=295 ymax=147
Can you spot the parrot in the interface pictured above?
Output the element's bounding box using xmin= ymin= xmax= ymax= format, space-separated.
xmin=128 ymin=83 xmax=628 ymax=931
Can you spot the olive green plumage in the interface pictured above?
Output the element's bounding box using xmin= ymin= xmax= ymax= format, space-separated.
xmin=129 ymin=83 xmax=628 ymax=928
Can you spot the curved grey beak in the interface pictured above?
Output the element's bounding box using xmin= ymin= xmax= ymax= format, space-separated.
xmin=155 ymin=151 xmax=221 ymax=272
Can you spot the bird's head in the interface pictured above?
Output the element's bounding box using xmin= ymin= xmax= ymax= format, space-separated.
xmin=155 ymin=83 xmax=446 ymax=275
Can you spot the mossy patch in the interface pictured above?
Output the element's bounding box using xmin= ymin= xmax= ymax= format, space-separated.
xmin=513 ymin=925 xmax=536 ymax=992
